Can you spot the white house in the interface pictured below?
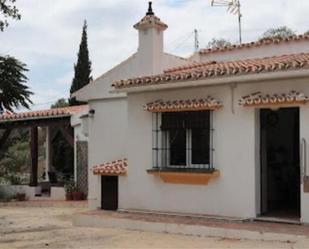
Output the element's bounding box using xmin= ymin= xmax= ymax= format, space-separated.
xmin=74 ymin=2 xmax=309 ymax=223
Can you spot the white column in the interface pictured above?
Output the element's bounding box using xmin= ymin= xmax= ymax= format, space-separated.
xmin=74 ymin=128 xmax=77 ymax=183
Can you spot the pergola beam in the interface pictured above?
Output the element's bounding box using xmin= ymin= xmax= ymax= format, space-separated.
xmin=0 ymin=117 xmax=71 ymax=130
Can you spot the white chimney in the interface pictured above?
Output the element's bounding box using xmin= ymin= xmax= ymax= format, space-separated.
xmin=134 ymin=2 xmax=168 ymax=75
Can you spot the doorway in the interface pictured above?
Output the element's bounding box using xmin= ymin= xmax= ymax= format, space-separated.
xmin=260 ymin=107 xmax=300 ymax=219
xmin=101 ymin=176 xmax=118 ymax=210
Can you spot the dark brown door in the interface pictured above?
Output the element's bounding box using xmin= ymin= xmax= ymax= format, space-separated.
xmin=101 ymin=176 xmax=118 ymax=210
xmin=260 ymin=108 xmax=300 ymax=219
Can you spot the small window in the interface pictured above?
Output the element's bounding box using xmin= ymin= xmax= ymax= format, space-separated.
xmin=152 ymin=111 xmax=214 ymax=171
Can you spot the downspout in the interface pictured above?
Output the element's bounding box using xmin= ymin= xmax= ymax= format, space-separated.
xmin=230 ymin=83 xmax=237 ymax=114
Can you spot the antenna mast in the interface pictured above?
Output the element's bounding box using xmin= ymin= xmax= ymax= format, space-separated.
xmin=194 ymin=29 xmax=199 ymax=52
xmin=211 ymin=0 xmax=242 ymax=44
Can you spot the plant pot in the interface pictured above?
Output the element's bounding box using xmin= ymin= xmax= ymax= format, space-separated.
xmin=66 ymin=193 xmax=73 ymax=201
xmin=72 ymin=191 xmax=83 ymax=201
xmin=16 ymin=193 xmax=26 ymax=202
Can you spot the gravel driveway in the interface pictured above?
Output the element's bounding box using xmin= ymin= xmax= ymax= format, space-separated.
xmin=0 ymin=205 xmax=303 ymax=249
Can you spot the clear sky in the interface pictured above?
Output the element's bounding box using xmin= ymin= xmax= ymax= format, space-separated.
xmin=1 ymin=0 xmax=309 ymax=110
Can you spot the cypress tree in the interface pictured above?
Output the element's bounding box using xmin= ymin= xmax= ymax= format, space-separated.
xmin=69 ymin=20 xmax=92 ymax=105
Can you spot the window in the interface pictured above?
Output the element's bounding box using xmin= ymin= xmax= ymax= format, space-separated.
xmin=152 ymin=111 xmax=214 ymax=172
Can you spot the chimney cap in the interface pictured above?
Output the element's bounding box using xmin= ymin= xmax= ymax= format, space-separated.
xmin=146 ymin=1 xmax=154 ymax=16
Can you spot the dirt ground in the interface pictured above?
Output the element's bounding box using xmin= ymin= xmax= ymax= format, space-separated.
xmin=0 ymin=206 xmax=303 ymax=249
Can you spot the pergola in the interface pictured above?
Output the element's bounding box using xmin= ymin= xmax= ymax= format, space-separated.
xmin=0 ymin=105 xmax=87 ymax=186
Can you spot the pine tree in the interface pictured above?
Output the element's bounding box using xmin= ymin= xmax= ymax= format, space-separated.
xmin=259 ymin=26 xmax=296 ymax=41
xmin=0 ymin=0 xmax=21 ymax=31
xmin=0 ymin=55 xmax=32 ymax=112
xmin=207 ymin=38 xmax=232 ymax=49
xmin=69 ymin=20 xmax=92 ymax=105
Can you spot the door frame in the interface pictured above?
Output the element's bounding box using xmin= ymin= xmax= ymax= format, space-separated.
xmin=256 ymin=107 xmax=301 ymax=219
xmin=101 ymin=175 xmax=118 ymax=211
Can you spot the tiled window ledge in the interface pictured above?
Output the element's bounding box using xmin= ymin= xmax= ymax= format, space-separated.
xmin=147 ymin=169 xmax=220 ymax=185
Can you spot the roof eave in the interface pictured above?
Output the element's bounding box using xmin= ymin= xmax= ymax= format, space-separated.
xmin=0 ymin=114 xmax=72 ymax=124
xmin=110 ymin=69 xmax=309 ymax=94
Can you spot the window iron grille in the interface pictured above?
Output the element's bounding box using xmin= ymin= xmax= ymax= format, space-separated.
xmin=152 ymin=111 xmax=215 ymax=172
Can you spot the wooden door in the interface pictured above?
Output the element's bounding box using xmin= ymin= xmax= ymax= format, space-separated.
xmin=101 ymin=176 xmax=118 ymax=210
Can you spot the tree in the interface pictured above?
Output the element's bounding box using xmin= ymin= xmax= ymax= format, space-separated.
xmin=0 ymin=128 xmax=29 ymax=184
xmin=0 ymin=55 xmax=32 ymax=112
xmin=51 ymin=98 xmax=69 ymax=109
xmin=0 ymin=0 xmax=21 ymax=31
xmin=207 ymin=38 xmax=232 ymax=49
xmin=305 ymin=31 xmax=309 ymax=35
xmin=70 ymin=20 xmax=92 ymax=105
xmin=259 ymin=26 xmax=296 ymax=41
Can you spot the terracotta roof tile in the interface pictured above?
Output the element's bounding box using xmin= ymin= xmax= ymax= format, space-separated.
xmin=144 ymin=97 xmax=222 ymax=112
xmin=239 ymin=91 xmax=309 ymax=107
xmin=134 ymin=15 xmax=167 ymax=30
xmin=112 ymin=53 xmax=309 ymax=89
xmin=0 ymin=105 xmax=88 ymax=122
xmin=92 ymin=159 xmax=128 ymax=176
xmin=199 ymin=35 xmax=309 ymax=55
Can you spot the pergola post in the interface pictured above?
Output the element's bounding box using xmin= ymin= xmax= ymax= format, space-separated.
xmin=45 ymin=126 xmax=52 ymax=181
xmin=29 ymin=126 xmax=38 ymax=186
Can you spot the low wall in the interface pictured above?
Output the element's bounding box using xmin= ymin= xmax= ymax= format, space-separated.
xmin=0 ymin=185 xmax=66 ymax=201
xmin=0 ymin=185 xmax=36 ymax=199
xmin=50 ymin=187 xmax=66 ymax=200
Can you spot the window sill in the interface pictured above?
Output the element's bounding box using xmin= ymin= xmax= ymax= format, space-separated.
xmin=147 ymin=168 xmax=220 ymax=185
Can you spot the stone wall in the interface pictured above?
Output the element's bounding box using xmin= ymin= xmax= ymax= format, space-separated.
xmin=76 ymin=141 xmax=88 ymax=197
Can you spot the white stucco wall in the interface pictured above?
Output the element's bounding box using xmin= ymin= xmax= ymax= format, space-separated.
xmin=87 ymin=98 xmax=127 ymax=209
xmin=75 ymin=53 xmax=190 ymax=102
xmin=118 ymin=77 xmax=309 ymax=219
xmin=300 ymin=104 xmax=309 ymax=224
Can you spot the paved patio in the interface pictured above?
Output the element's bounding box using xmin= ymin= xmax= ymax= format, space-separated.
xmin=1 ymin=205 xmax=309 ymax=249
xmin=74 ymin=210 xmax=309 ymax=242
xmin=0 ymin=200 xmax=87 ymax=208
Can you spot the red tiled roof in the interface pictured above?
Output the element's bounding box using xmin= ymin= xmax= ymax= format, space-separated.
xmin=239 ymin=91 xmax=309 ymax=107
xmin=0 ymin=105 xmax=88 ymax=122
xmin=112 ymin=53 xmax=309 ymax=89
xmin=164 ymin=61 xmax=217 ymax=74
xmin=199 ymin=35 xmax=309 ymax=55
xmin=144 ymin=97 xmax=222 ymax=112
xmin=134 ymin=15 xmax=168 ymax=30
xmin=92 ymin=159 xmax=128 ymax=176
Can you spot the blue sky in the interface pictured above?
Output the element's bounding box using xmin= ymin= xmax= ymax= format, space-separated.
xmin=1 ymin=0 xmax=309 ymax=110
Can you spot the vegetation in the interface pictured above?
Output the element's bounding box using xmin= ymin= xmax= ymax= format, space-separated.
xmin=51 ymin=98 xmax=69 ymax=109
xmin=259 ymin=26 xmax=296 ymax=41
xmin=0 ymin=56 xmax=32 ymax=112
xmin=0 ymin=1 xmax=32 ymax=112
xmin=0 ymin=0 xmax=21 ymax=31
xmin=305 ymin=30 xmax=309 ymax=35
xmin=70 ymin=20 xmax=92 ymax=105
xmin=207 ymin=38 xmax=232 ymax=49
xmin=0 ymin=1 xmax=34 ymax=185
xmin=0 ymin=129 xmax=30 ymax=184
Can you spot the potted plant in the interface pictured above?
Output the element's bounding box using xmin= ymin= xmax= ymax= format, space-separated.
xmin=64 ymin=178 xmax=74 ymax=201
xmin=16 ymin=192 xmax=26 ymax=201
xmin=72 ymin=186 xmax=84 ymax=201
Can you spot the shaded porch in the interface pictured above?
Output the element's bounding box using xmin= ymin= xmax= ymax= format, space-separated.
xmin=0 ymin=106 xmax=88 ymax=199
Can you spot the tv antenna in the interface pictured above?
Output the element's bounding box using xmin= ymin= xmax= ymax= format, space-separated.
xmin=194 ymin=29 xmax=199 ymax=52
xmin=211 ymin=0 xmax=242 ymax=44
